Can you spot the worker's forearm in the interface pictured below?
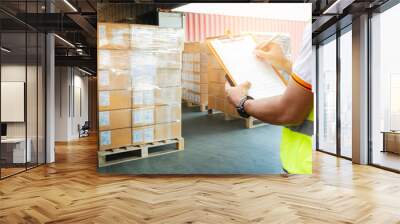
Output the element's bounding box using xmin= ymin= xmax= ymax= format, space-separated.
xmin=244 ymin=96 xmax=295 ymax=125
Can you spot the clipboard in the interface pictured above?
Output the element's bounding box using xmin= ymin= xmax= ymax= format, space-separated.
xmin=207 ymin=34 xmax=287 ymax=99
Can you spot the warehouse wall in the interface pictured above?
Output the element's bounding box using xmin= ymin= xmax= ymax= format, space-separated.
xmin=55 ymin=67 xmax=89 ymax=141
xmin=184 ymin=12 xmax=307 ymax=60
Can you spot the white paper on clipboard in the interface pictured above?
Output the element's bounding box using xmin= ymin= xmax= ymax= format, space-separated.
xmin=209 ymin=35 xmax=286 ymax=99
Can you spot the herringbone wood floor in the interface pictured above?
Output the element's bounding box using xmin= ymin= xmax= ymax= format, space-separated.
xmin=1 ymin=135 xmax=400 ymax=224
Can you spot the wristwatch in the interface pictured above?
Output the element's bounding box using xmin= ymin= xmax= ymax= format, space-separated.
xmin=236 ymin=95 xmax=254 ymax=118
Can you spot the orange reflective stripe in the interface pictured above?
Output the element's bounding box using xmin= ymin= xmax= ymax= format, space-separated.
xmin=291 ymin=73 xmax=312 ymax=92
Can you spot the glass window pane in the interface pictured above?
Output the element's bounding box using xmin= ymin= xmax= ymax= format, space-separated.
xmin=38 ymin=32 xmax=46 ymax=165
xmin=371 ymin=4 xmax=400 ymax=171
xmin=1 ymin=28 xmax=28 ymax=177
xmin=339 ymin=29 xmax=352 ymax=158
xmin=27 ymin=31 xmax=38 ymax=169
xmin=317 ymin=37 xmax=337 ymax=154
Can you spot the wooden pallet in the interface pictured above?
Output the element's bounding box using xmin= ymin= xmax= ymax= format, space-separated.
xmin=98 ymin=138 xmax=184 ymax=167
xmin=185 ymin=101 xmax=207 ymax=112
xmin=207 ymin=109 xmax=265 ymax=129
xmin=245 ymin=116 xmax=266 ymax=129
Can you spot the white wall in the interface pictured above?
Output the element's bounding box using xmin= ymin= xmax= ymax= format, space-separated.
xmin=1 ymin=63 xmax=46 ymax=164
xmin=55 ymin=67 xmax=89 ymax=141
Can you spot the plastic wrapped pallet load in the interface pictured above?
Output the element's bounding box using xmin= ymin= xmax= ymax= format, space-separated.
xmin=206 ymin=43 xmax=240 ymax=117
xmin=97 ymin=23 xmax=130 ymax=50
xmin=97 ymin=23 xmax=184 ymax=153
xmin=181 ymin=42 xmax=208 ymax=111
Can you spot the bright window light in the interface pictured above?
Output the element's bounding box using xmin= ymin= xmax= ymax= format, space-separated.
xmin=63 ymin=0 xmax=78 ymax=12
xmin=54 ymin=34 xmax=75 ymax=48
xmin=1 ymin=47 xmax=11 ymax=53
xmin=172 ymin=3 xmax=311 ymax=22
xmin=78 ymin=67 xmax=93 ymax=76
xmin=323 ymin=0 xmax=354 ymax=15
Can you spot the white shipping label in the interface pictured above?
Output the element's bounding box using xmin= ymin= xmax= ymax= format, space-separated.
xmin=99 ymin=70 xmax=110 ymax=86
xmin=143 ymin=127 xmax=154 ymax=142
xmin=133 ymin=91 xmax=144 ymax=105
xmin=132 ymin=129 xmax=144 ymax=143
xmin=100 ymin=131 xmax=111 ymax=146
xmin=133 ymin=110 xmax=143 ymax=124
xmin=143 ymin=90 xmax=155 ymax=105
xmin=99 ymin=50 xmax=111 ymax=67
xmin=98 ymin=25 xmax=108 ymax=46
xmin=99 ymin=91 xmax=110 ymax=106
xmin=133 ymin=109 xmax=153 ymax=124
xmin=99 ymin=111 xmax=110 ymax=126
xmin=110 ymin=28 xmax=128 ymax=45
xmin=142 ymin=109 xmax=154 ymax=124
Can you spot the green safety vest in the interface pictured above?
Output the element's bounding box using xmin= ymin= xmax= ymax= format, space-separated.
xmin=280 ymin=110 xmax=314 ymax=174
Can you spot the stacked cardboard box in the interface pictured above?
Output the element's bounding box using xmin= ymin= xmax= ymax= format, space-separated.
xmin=98 ymin=23 xmax=184 ymax=151
xmin=181 ymin=42 xmax=208 ymax=110
xmin=206 ymin=43 xmax=240 ymax=117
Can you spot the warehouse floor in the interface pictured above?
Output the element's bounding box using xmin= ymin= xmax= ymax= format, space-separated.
xmin=98 ymin=105 xmax=283 ymax=174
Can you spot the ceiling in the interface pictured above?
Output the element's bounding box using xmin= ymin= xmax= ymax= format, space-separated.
xmin=0 ymin=0 xmax=395 ymax=74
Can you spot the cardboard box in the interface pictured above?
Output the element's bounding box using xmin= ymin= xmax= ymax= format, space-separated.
xmin=99 ymin=128 xmax=132 ymax=151
xmin=200 ymin=71 xmax=208 ymax=83
xmin=132 ymin=104 xmax=182 ymax=127
xmin=208 ymin=95 xmax=216 ymax=109
xmin=155 ymin=104 xmax=181 ymax=124
xmin=98 ymin=90 xmax=132 ymax=111
xmin=215 ymin=97 xmax=225 ymax=112
xmin=131 ymin=67 xmax=181 ymax=89
xmin=98 ymin=69 xmax=131 ymax=91
xmin=200 ymin=93 xmax=208 ymax=104
xmin=184 ymin=42 xmax=201 ymax=52
xmin=200 ymin=83 xmax=208 ymax=93
xmin=132 ymin=89 xmax=156 ymax=108
xmin=131 ymin=107 xmax=155 ymax=127
xmin=208 ymin=95 xmax=236 ymax=115
xmin=155 ymin=122 xmax=182 ymax=141
xmin=183 ymin=90 xmax=204 ymax=105
xmin=131 ymin=104 xmax=181 ymax=127
xmin=132 ymin=87 xmax=181 ymax=108
xmin=130 ymin=51 xmax=182 ymax=69
xmin=131 ymin=24 xmax=184 ymax=51
xmin=98 ymin=23 xmax=130 ymax=50
xmin=208 ymin=55 xmax=223 ymax=69
xmin=184 ymin=82 xmax=207 ymax=94
xmin=156 ymin=68 xmax=181 ymax=87
xmin=208 ymin=68 xmax=226 ymax=83
xmin=155 ymin=87 xmax=181 ymax=106
xmin=98 ymin=49 xmax=130 ymax=70
xmin=131 ymin=125 xmax=156 ymax=145
xmin=99 ymin=109 xmax=131 ymax=131
xmin=131 ymin=121 xmax=182 ymax=145
xmin=208 ymin=83 xmax=225 ymax=98
xmin=183 ymin=52 xmax=201 ymax=63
